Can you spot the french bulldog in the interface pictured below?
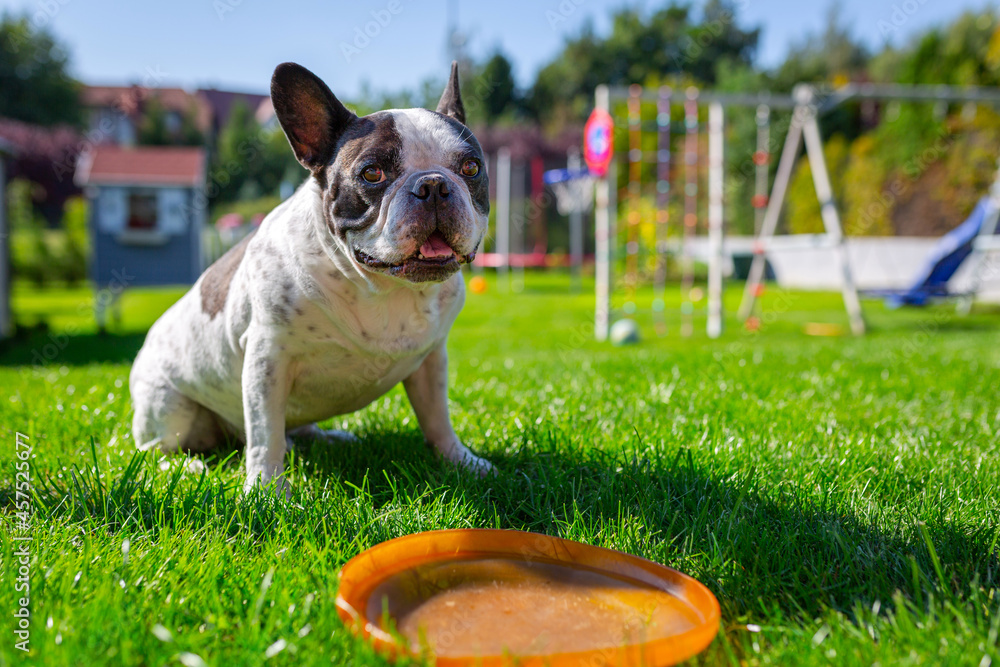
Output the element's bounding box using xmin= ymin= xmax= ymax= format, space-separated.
xmin=129 ymin=61 xmax=492 ymax=493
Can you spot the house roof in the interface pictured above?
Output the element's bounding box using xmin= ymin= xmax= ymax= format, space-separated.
xmin=81 ymin=86 xmax=213 ymax=134
xmin=196 ymin=88 xmax=269 ymax=130
xmin=75 ymin=145 xmax=206 ymax=187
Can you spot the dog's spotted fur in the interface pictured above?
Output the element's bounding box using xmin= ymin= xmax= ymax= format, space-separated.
xmin=130 ymin=62 xmax=492 ymax=494
xmin=199 ymin=230 xmax=256 ymax=318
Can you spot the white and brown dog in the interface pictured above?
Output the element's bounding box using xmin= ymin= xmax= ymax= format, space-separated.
xmin=130 ymin=62 xmax=492 ymax=493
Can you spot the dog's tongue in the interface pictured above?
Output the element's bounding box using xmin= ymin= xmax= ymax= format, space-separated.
xmin=419 ymin=233 xmax=454 ymax=258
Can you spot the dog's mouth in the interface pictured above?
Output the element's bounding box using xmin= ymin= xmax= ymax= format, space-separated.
xmin=353 ymin=231 xmax=477 ymax=280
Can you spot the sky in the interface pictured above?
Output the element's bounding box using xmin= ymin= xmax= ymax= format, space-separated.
xmin=1 ymin=0 xmax=996 ymax=99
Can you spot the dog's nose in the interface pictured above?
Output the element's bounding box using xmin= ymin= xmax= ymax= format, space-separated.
xmin=410 ymin=173 xmax=450 ymax=201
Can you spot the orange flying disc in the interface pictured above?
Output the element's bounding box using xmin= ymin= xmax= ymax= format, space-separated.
xmin=336 ymin=529 xmax=720 ymax=666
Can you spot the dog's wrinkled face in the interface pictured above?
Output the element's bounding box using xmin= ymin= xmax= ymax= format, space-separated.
xmin=327 ymin=109 xmax=488 ymax=282
xmin=271 ymin=62 xmax=489 ymax=284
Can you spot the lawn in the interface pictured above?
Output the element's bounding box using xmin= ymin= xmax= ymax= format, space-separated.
xmin=1 ymin=273 xmax=998 ymax=666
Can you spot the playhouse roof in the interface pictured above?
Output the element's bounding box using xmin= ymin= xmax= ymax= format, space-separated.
xmin=75 ymin=145 xmax=206 ymax=188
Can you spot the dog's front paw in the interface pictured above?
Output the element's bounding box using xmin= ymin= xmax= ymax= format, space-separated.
xmin=243 ymin=468 xmax=291 ymax=500
xmin=463 ymin=452 xmax=496 ymax=478
xmin=157 ymin=455 xmax=207 ymax=475
xmin=438 ymin=442 xmax=495 ymax=477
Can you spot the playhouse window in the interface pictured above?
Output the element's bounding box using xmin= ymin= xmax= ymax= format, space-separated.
xmin=127 ymin=193 xmax=157 ymax=230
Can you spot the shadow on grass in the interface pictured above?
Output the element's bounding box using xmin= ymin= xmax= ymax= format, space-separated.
xmin=0 ymin=328 xmax=146 ymax=367
xmin=7 ymin=404 xmax=995 ymax=633
xmin=296 ymin=428 xmax=999 ymax=623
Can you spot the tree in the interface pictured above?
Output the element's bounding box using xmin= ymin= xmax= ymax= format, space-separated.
xmin=771 ymin=3 xmax=868 ymax=89
xmin=871 ymin=10 xmax=1000 ymax=87
xmin=526 ymin=2 xmax=759 ymax=126
xmin=211 ymin=100 xmax=259 ymax=203
xmin=210 ymin=101 xmax=301 ymax=205
xmin=351 ymin=51 xmax=520 ymax=127
xmin=465 ymin=51 xmax=519 ymax=126
xmin=256 ymin=127 xmax=301 ymax=197
xmin=769 ymin=4 xmax=869 ymax=143
xmin=138 ymin=96 xmax=204 ymax=146
xmin=353 ymin=81 xmax=426 ymax=116
xmin=138 ymin=96 xmax=171 ymax=146
xmin=0 ymin=13 xmax=81 ymax=126
xmin=684 ymin=0 xmax=760 ymax=83
xmin=7 ymin=178 xmax=50 ymax=286
xmin=179 ymin=103 xmax=205 ymax=146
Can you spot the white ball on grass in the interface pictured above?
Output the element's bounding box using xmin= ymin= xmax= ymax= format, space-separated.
xmin=610 ymin=318 xmax=640 ymax=346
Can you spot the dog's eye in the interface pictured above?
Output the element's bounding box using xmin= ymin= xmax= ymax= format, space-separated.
xmin=361 ymin=165 xmax=385 ymax=183
xmin=460 ymin=159 xmax=480 ymax=178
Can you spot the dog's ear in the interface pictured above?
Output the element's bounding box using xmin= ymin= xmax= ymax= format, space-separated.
xmin=271 ymin=62 xmax=356 ymax=171
xmin=435 ymin=61 xmax=465 ymax=125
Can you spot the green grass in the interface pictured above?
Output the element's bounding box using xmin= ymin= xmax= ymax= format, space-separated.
xmin=1 ymin=273 xmax=999 ymax=666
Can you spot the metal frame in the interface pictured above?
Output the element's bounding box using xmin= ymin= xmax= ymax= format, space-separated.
xmin=593 ymin=84 xmax=769 ymax=341
xmin=738 ymin=83 xmax=1000 ymax=331
xmin=737 ymin=85 xmax=865 ymax=335
xmin=495 ymin=147 xmax=511 ymax=292
xmin=611 ymin=82 xmax=1000 ymax=108
xmin=595 ymin=81 xmax=1000 ymax=340
xmin=679 ymin=88 xmax=700 ymax=337
xmin=566 ymin=148 xmax=586 ymax=290
xmin=594 ymin=86 xmax=613 ymax=340
xmin=653 ymin=86 xmax=672 ymax=334
xmin=706 ymin=101 xmax=725 ymax=338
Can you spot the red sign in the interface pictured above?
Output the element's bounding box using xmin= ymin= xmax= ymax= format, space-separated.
xmin=584 ymin=107 xmax=614 ymax=177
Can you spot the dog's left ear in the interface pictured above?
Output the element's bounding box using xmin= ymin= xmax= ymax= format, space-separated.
xmin=271 ymin=62 xmax=357 ymax=172
xmin=435 ymin=61 xmax=465 ymax=125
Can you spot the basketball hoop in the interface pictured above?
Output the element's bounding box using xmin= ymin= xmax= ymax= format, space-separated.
xmin=544 ymin=167 xmax=595 ymax=216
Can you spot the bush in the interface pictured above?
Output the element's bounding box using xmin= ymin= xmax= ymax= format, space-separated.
xmin=210 ymin=195 xmax=284 ymax=227
xmin=7 ymin=180 xmax=89 ymax=286
xmin=209 ymin=104 xmax=301 ymax=205
xmin=58 ymin=196 xmax=90 ymax=285
xmin=8 ymin=179 xmax=49 ymax=287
